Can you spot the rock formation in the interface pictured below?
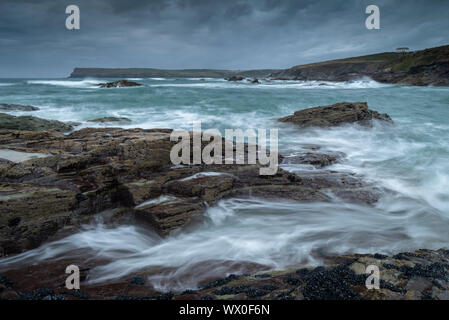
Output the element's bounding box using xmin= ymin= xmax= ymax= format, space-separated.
xmin=0 ymin=113 xmax=76 ymax=132
xmin=0 ymin=126 xmax=384 ymax=256
xmin=278 ymin=102 xmax=393 ymax=127
xmin=226 ymin=76 xmax=244 ymax=82
xmin=98 ymin=80 xmax=142 ymax=88
xmin=0 ymin=104 xmax=39 ymax=111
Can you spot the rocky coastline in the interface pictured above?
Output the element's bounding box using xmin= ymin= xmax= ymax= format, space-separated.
xmin=69 ymin=44 xmax=449 ymax=87
xmin=0 ymin=102 xmax=448 ymax=300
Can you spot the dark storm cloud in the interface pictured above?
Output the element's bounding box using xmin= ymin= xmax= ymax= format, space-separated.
xmin=0 ymin=0 xmax=448 ymax=77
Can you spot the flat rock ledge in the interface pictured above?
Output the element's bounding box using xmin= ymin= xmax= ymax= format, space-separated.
xmin=0 ymin=127 xmax=385 ymax=256
xmin=278 ymin=102 xmax=393 ymax=127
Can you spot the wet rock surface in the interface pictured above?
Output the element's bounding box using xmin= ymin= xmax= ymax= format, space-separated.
xmin=0 ymin=127 xmax=385 ymax=254
xmin=98 ymin=80 xmax=142 ymax=88
xmin=2 ymin=249 xmax=449 ymax=300
xmin=282 ymin=151 xmax=344 ymax=168
xmin=2 ymin=107 xmax=445 ymax=300
xmin=278 ymin=102 xmax=393 ymax=127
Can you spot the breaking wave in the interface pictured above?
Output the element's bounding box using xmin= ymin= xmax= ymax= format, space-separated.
xmin=27 ymin=79 xmax=101 ymax=88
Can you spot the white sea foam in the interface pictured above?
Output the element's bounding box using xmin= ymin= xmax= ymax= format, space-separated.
xmin=179 ymin=172 xmax=233 ymax=181
xmin=149 ymin=79 xmax=388 ymax=90
xmin=27 ymin=79 xmax=101 ymax=88
xmin=135 ymin=195 xmax=177 ymax=209
xmin=1 ymin=78 xmax=448 ymax=291
xmin=1 ymin=196 xmax=448 ymax=291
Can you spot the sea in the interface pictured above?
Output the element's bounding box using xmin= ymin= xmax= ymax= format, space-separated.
xmin=1 ymin=77 xmax=449 ymax=290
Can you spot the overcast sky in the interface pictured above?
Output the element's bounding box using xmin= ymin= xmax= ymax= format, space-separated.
xmin=0 ymin=0 xmax=448 ymax=77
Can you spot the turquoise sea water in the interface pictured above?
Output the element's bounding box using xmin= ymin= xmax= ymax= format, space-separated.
xmin=1 ymin=77 xmax=449 ymax=289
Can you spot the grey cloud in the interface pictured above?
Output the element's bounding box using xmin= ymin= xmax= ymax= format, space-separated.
xmin=0 ymin=0 xmax=448 ymax=77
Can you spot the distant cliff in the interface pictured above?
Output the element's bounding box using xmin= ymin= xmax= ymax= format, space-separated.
xmin=70 ymin=68 xmax=280 ymax=79
xmin=270 ymin=45 xmax=449 ymax=86
xmin=70 ymin=45 xmax=449 ymax=86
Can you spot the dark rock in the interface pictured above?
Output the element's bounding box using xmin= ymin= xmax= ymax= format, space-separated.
xmin=278 ymin=102 xmax=393 ymax=127
xmin=181 ymin=289 xmax=197 ymax=295
xmin=201 ymin=274 xmax=240 ymax=289
xmin=283 ymin=275 xmax=302 ymax=286
xmin=213 ymin=285 xmax=251 ymax=296
xmin=259 ymin=285 xmax=279 ymax=291
xmin=60 ymin=289 xmax=89 ymax=299
xmin=246 ymin=288 xmax=269 ymax=297
xmin=0 ymin=274 xmax=13 ymax=287
xmin=282 ymin=152 xmax=344 ymax=167
xmin=254 ymin=274 xmax=271 ymax=279
xmin=19 ymin=288 xmax=55 ymax=300
xmin=301 ymin=265 xmax=364 ymax=300
xmin=98 ymin=80 xmax=142 ymax=88
xmin=130 ymin=275 xmax=145 ymax=286
xmin=156 ymin=292 xmax=174 ymax=300
xmin=0 ymin=113 xmax=75 ymax=132
xmin=0 ymin=104 xmax=39 ymax=111
xmin=42 ymin=295 xmax=68 ymax=300
xmin=87 ymin=116 xmax=132 ymax=123
xmin=226 ymin=76 xmax=244 ymax=82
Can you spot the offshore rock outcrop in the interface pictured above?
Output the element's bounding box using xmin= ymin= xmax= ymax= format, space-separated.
xmin=98 ymin=80 xmax=142 ymax=88
xmin=0 ymin=127 xmax=384 ymax=256
xmin=0 ymin=113 xmax=75 ymax=132
xmin=0 ymin=104 xmax=39 ymax=111
xmin=226 ymin=76 xmax=244 ymax=82
xmin=278 ymin=102 xmax=392 ymax=127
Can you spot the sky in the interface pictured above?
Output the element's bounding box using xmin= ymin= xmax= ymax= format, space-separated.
xmin=0 ymin=0 xmax=448 ymax=77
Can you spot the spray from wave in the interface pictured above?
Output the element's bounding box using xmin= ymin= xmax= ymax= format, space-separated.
xmin=27 ymin=79 xmax=102 ymax=88
xmin=1 ymin=193 xmax=448 ymax=291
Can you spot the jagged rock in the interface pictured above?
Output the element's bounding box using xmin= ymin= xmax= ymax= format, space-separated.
xmin=98 ymin=80 xmax=142 ymax=88
xmin=278 ymin=102 xmax=393 ymax=127
xmin=0 ymin=113 xmax=74 ymax=132
xmin=0 ymin=104 xmax=39 ymax=111
xmin=87 ymin=117 xmax=132 ymax=123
